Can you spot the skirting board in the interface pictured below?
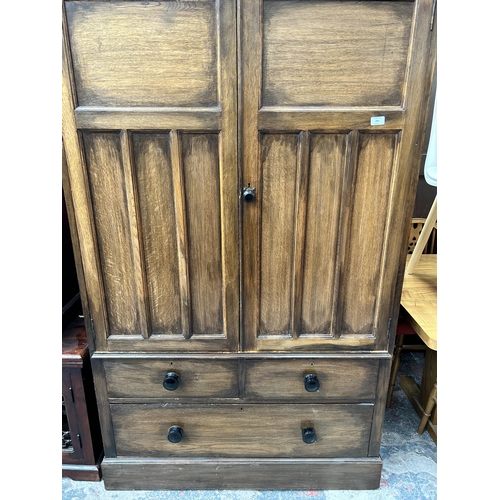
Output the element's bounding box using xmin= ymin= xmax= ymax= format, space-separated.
xmin=101 ymin=457 xmax=383 ymax=490
xmin=62 ymin=463 xmax=102 ymax=482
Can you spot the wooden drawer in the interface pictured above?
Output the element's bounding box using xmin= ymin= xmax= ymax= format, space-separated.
xmin=110 ymin=403 xmax=374 ymax=458
xmin=102 ymin=358 xmax=239 ymax=399
xmin=243 ymin=358 xmax=379 ymax=401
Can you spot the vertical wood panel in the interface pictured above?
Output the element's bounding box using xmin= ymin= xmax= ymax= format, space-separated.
xmin=337 ymin=133 xmax=397 ymax=337
xmin=170 ymin=130 xmax=192 ymax=338
xmin=182 ymin=133 xmax=224 ymax=335
xmin=240 ymin=0 xmax=263 ymax=350
xmin=291 ymin=131 xmax=310 ymax=339
xmin=82 ymin=132 xmax=141 ymax=336
xmin=218 ymin=0 xmax=239 ymax=350
xmin=120 ymin=130 xmax=150 ymax=339
xmin=369 ymin=357 xmax=391 ymax=456
xmin=300 ymin=133 xmax=348 ymax=336
xmin=132 ymin=133 xmax=182 ymax=336
xmin=259 ymin=134 xmax=298 ymax=335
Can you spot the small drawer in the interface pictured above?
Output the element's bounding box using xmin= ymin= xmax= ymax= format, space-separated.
xmin=243 ymin=358 xmax=379 ymax=401
xmin=102 ymin=358 xmax=239 ymax=399
xmin=110 ymin=403 xmax=373 ymax=458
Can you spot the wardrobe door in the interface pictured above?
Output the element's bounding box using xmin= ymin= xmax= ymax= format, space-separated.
xmin=62 ymin=0 xmax=238 ymax=353
xmin=240 ymin=0 xmax=435 ymax=352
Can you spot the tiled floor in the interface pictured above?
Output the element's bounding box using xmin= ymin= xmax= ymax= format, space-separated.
xmin=62 ymin=350 xmax=436 ymax=499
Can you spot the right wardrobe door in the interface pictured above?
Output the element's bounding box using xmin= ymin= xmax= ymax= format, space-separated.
xmin=240 ymin=0 xmax=436 ymax=353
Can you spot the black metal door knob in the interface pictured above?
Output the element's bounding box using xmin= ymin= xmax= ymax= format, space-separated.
xmin=242 ymin=186 xmax=256 ymax=203
xmin=304 ymin=373 xmax=320 ymax=392
xmin=302 ymin=427 xmax=316 ymax=444
xmin=167 ymin=425 xmax=184 ymax=443
xmin=163 ymin=372 xmax=180 ymax=391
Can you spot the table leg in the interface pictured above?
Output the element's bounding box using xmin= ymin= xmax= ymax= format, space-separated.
xmin=400 ymin=346 xmax=437 ymax=444
xmin=420 ymin=348 xmax=437 ymax=425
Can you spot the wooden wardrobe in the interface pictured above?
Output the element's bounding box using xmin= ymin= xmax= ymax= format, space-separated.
xmin=62 ymin=0 xmax=436 ymax=490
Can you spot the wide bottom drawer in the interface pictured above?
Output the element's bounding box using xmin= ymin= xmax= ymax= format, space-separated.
xmin=111 ymin=403 xmax=374 ymax=458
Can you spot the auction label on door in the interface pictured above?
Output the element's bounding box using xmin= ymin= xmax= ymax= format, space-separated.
xmin=370 ymin=116 xmax=386 ymax=126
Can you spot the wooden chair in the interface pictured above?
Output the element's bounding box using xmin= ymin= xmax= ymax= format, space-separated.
xmin=386 ymin=218 xmax=437 ymax=408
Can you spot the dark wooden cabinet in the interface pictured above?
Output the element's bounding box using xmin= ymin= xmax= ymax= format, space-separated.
xmin=62 ymin=318 xmax=103 ymax=481
xmin=62 ymin=0 xmax=436 ymax=490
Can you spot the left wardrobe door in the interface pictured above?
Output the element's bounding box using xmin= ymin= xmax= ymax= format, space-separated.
xmin=62 ymin=0 xmax=239 ymax=353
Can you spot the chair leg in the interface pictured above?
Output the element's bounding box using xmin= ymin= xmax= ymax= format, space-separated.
xmin=386 ymin=334 xmax=405 ymax=408
xmin=417 ymin=382 xmax=437 ymax=434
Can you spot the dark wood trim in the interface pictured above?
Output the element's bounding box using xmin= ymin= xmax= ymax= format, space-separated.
xmin=62 ymin=143 xmax=93 ymax=350
xmin=89 ymin=358 xmax=117 ymax=458
xmin=62 ymin=457 xmax=103 ymax=482
xmin=368 ymin=358 xmax=391 ymax=456
xmin=74 ymin=107 xmax=222 ymax=131
xmin=101 ymin=457 xmax=383 ymax=490
xmin=92 ymin=352 xmax=392 ymax=360
xmin=258 ymin=108 xmax=405 ymax=131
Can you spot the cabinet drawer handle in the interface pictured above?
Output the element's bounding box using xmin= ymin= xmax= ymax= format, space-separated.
xmin=302 ymin=427 xmax=316 ymax=444
xmin=304 ymin=373 xmax=320 ymax=392
xmin=163 ymin=372 xmax=180 ymax=391
xmin=167 ymin=425 xmax=184 ymax=443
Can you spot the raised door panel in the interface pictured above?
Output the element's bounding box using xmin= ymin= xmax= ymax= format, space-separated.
xmin=65 ymin=0 xmax=218 ymax=107
xmin=241 ymin=0 xmax=435 ymax=352
xmin=261 ymin=0 xmax=413 ymax=107
xmin=63 ymin=0 xmax=238 ymax=352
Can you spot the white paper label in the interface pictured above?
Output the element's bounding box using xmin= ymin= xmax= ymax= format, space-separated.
xmin=370 ymin=116 xmax=386 ymax=126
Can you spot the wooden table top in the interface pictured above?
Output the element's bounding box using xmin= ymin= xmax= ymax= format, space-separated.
xmin=401 ymin=254 xmax=437 ymax=351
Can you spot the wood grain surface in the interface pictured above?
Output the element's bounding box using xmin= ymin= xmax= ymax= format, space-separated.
xmin=103 ymin=357 xmax=239 ymax=399
xmin=66 ymin=1 xmax=218 ymax=107
xmin=101 ymin=457 xmax=383 ymax=490
xmin=244 ymin=358 xmax=379 ymax=401
xmin=63 ymin=0 xmax=238 ymax=352
xmin=82 ymin=131 xmax=142 ymax=336
xmin=401 ymin=254 xmax=437 ymax=350
xmin=240 ymin=0 xmax=432 ymax=352
xmin=262 ymin=0 xmax=413 ymax=107
xmin=111 ymin=403 xmax=374 ymax=458
xmin=132 ymin=133 xmax=182 ymax=336
xmin=336 ymin=132 xmax=399 ymax=337
xmin=62 ymin=0 xmax=437 ymax=490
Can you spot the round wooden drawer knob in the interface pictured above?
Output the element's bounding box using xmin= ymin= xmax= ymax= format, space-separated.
xmin=304 ymin=373 xmax=320 ymax=392
xmin=167 ymin=425 xmax=184 ymax=443
xmin=163 ymin=372 xmax=180 ymax=391
xmin=302 ymin=427 xmax=316 ymax=444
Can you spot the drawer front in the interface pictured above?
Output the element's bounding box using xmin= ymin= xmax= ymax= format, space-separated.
xmin=244 ymin=358 xmax=379 ymax=401
xmin=111 ymin=403 xmax=373 ymax=458
xmin=103 ymin=358 xmax=239 ymax=399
